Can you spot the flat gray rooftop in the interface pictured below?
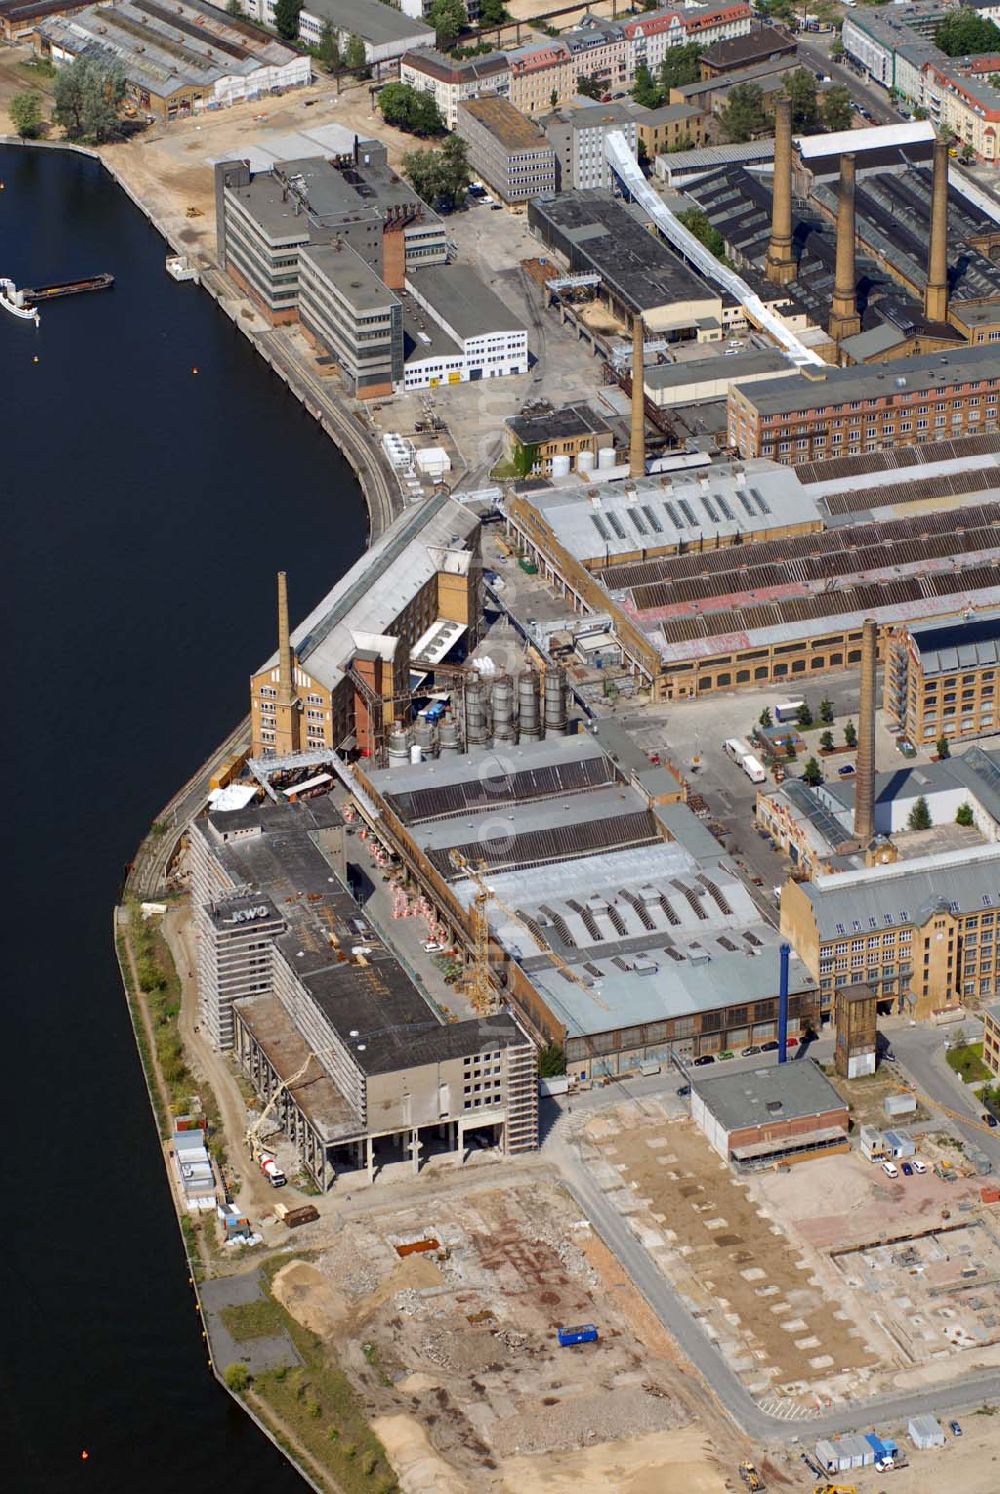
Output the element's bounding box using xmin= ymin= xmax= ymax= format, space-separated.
xmin=738 ymin=344 xmax=1000 ymax=418
xmin=644 ymin=350 xmax=796 ymax=392
xmin=803 ymin=841 xmax=1000 ymax=938
xmin=408 ymin=263 xmax=523 ymax=340
xmin=305 ymin=0 xmax=432 ymax=46
xmin=692 ymin=1060 xmax=845 ymax=1133
xmin=300 ymin=242 xmax=398 ymax=312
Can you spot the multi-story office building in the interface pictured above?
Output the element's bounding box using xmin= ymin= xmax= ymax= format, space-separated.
xmin=298 ymin=242 xmax=403 ymax=399
xmin=400 ymin=46 xmax=510 ymax=128
xmin=189 ymin=799 xmax=538 ymax=1188
xmin=884 ymin=610 xmax=1000 ymax=748
xmin=455 ymin=96 xmax=556 ymax=203
xmin=727 ymin=345 xmax=1000 ymax=463
xmin=780 ymin=843 xmax=1000 ymax=1017
xmin=543 ymin=101 xmax=639 ymax=190
xmin=215 ymin=148 xmax=446 ymax=322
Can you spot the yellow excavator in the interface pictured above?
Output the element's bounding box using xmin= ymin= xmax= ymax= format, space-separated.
xmin=739 ymin=1463 xmax=764 ymax=1493
xmin=813 ymin=1485 xmax=858 ymax=1494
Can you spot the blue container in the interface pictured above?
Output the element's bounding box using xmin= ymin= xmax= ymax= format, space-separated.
xmin=557 ymin=1324 xmax=598 ymax=1347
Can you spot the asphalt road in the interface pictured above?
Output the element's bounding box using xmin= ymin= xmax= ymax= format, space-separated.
xmin=795 ymin=36 xmax=900 ymax=127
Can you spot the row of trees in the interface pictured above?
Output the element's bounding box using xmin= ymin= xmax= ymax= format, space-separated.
xmin=719 ymin=73 xmax=854 ymax=144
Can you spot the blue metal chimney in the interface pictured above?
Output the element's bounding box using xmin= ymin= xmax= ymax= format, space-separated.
xmin=778 ymin=942 xmax=790 ymax=1064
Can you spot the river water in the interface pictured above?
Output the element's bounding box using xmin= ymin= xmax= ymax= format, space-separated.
xmin=1 ymin=144 xmax=367 ymax=1491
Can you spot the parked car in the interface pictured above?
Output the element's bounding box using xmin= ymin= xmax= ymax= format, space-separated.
xmin=950 ymin=1420 xmax=963 ymax=1437
xmin=422 ymin=941 xmax=445 ymax=953
xmin=882 ymin=1160 xmax=899 ymax=1178
xmin=785 ymin=1035 xmax=799 ymax=1048
xmin=742 ymin=1044 xmax=762 ymax=1057
xmin=676 ymin=1084 xmax=691 ymax=1097
xmin=693 ymin=1054 xmax=715 ymax=1066
xmin=912 ymin=1158 xmax=926 ymax=1173
xmin=901 ymin=1161 xmax=914 ymax=1176
xmin=986 ymin=1112 xmax=999 ymax=1127
xmin=838 ymin=763 xmax=856 ymax=776
xmin=760 ymin=1040 xmax=779 ymax=1052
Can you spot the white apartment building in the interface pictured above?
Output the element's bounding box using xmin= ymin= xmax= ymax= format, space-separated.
xmin=400 ymin=47 xmax=511 ymax=129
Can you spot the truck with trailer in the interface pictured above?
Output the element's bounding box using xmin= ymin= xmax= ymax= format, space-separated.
xmin=774 ymin=698 xmax=805 ymax=723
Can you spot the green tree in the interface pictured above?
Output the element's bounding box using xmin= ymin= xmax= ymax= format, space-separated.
xmin=718 ymin=83 xmax=767 ymax=143
xmin=225 ymin=0 xmax=244 ymax=14
xmin=378 ymin=81 xmax=444 ymax=135
xmin=831 ymin=37 xmax=844 ymax=60
xmin=668 ymin=133 xmax=694 ymax=153
xmin=430 ymin=0 xmax=467 ymax=49
xmin=273 ymin=0 xmax=302 ymax=41
xmin=223 ymin=1363 xmax=250 ymax=1393
xmin=935 ymin=7 xmax=1000 ymax=58
xmin=908 ymin=795 xmax=932 ymax=831
xmin=577 ymin=74 xmax=603 ymax=100
xmin=956 ymin=802 xmax=975 ymax=827
xmin=797 ymin=700 xmax=814 ymax=729
xmin=785 ymin=741 xmax=797 ymax=761
xmin=676 ymin=207 xmax=727 ymax=261
xmin=54 ymin=56 xmax=125 ymax=142
xmin=479 ymin=0 xmax=508 ymax=23
xmin=317 ymin=17 xmax=341 ymax=70
xmin=803 ymin=756 xmax=823 ymax=787
xmin=344 ymin=33 xmax=368 ymax=75
xmin=550 ymin=89 xmax=558 ymax=109
xmin=784 ymin=68 xmax=818 ymax=133
xmin=819 ymin=696 xmax=834 ymax=725
xmin=10 ymin=91 xmax=43 ymax=139
xmin=632 ymin=62 xmax=664 ymax=109
xmin=822 ymin=85 xmax=854 ymax=133
xmin=402 ymin=133 xmax=470 ymax=209
xmin=936 ymin=734 xmax=951 ymax=759
xmin=659 ymin=41 xmax=702 ymax=92
xmin=844 ymin=719 xmax=857 ymax=749
xmin=759 ymin=707 xmax=773 ymax=728
xmin=819 ymin=729 xmax=835 ymax=751
xmin=538 ymin=1043 xmax=567 ymax=1077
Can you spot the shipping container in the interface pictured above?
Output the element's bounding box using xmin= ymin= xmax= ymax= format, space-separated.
xmin=558 ymin=1324 xmax=598 ymax=1347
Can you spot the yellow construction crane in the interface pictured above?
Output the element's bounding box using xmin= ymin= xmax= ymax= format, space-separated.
xmin=245 ymin=1051 xmax=320 ymax=1161
xmin=448 ymin=850 xmax=610 ymax=1014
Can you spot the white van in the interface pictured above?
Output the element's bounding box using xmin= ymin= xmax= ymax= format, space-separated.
xmin=912 ymin=1158 xmax=926 ymax=1174
xmin=882 ymin=1160 xmax=899 ymax=1179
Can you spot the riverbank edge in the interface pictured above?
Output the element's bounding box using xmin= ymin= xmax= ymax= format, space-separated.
xmin=0 ymin=134 xmax=401 ymax=540
xmin=112 ymin=904 xmax=331 ymax=1494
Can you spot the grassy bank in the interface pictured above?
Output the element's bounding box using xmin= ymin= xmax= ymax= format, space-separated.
xmin=225 ymin=1263 xmax=397 ymax=1493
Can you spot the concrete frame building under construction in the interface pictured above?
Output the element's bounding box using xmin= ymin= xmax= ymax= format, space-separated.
xmin=189 ymin=798 xmax=538 ymax=1188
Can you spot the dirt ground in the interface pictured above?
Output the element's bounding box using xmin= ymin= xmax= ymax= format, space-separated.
xmin=583 ymin=1103 xmax=882 ymax=1410
xmin=269 ymin=1174 xmax=738 ymax=1492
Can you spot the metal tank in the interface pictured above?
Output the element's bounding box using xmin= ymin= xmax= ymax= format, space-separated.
xmin=551 ymin=453 xmax=571 ymax=478
xmin=517 ymin=668 xmax=541 ymax=740
xmin=491 ymin=674 xmax=516 ymax=743
xmin=414 ymin=718 xmax=437 ymax=758
xmin=576 ymin=449 xmax=596 ymax=475
xmin=543 ymin=666 xmax=568 ymax=736
xmin=438 ymin=715 xmax=461 ymax=754
xmin=597 ymin=446 xmax=616 ymax=470
xmin=464 ymin=678 xmax=489 ymax=747
xmin=409 ymin=743 xmax=422 ymax=765
xmin=387 ymin=723 xmax=410 ymax=768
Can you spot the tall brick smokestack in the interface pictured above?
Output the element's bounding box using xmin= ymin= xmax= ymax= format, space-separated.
xmin=630 ymin=314 xmax=645 ymax=479
xmin=766 ymin=98 xmax=796 ymax=286
xmin=829 ymin=152 xmax=861 ymax=343
xmin=925 ymin=138 xmax=950 ymax=323
xmin=277 ymin=570 xmax=294 ymax=706
xmin=853 ymin=617 xmax=878 ymax=847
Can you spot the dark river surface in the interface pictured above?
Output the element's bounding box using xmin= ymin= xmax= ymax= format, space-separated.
xmin=1 ymin=143 xmax=367 ymax=1491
